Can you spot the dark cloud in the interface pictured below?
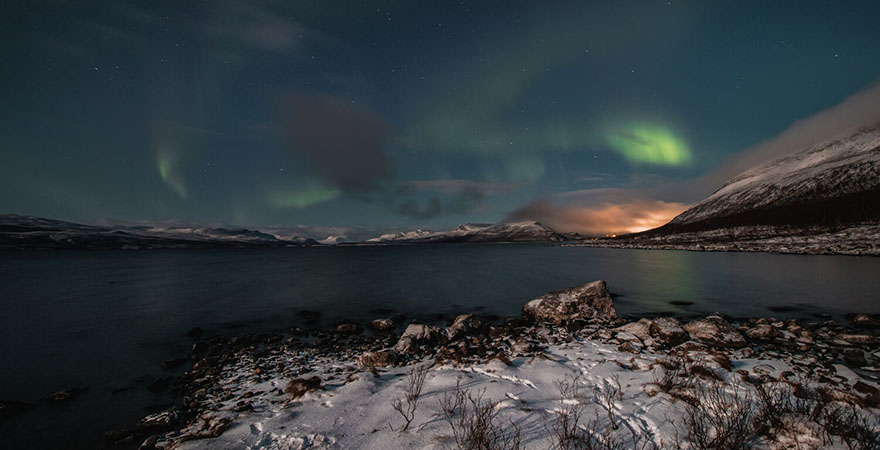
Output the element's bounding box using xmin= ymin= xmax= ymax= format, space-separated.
xmin=280 ymin=94 xmax=392 ymax=192
xmin=392 ymin=188 xmax=488 ymax=220
xmin=387 ymin=179 xmax=515 ymax=219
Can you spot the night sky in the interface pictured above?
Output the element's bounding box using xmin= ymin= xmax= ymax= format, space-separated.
xmin=2 ymin=1 xmax=880 ymax=236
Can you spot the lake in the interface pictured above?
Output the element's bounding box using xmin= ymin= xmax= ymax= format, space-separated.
xmin=1 ymin=245 xmax=878 ymax=449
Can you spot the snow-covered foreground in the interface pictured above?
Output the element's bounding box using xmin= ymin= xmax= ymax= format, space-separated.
xmin=166 ymin=339 xmax=872 ymax=449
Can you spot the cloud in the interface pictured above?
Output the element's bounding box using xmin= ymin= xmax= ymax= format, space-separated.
xmin=697 ymin=80 xmax=880 ymax=193
xmin=387 ymin=179 xmax=516 ymax=219
xmin=403 ymin=179 xmax=515 ymax=195
xmin=279 ymin=94 xmax=392 ymax=192
xmin=508 ymin=197 xmax=689 ymax=236
xmin=392 ymin=189 xmax=488 ymax=220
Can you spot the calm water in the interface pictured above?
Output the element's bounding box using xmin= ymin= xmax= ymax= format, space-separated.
xmin=1 ymin=245 xmax=879 ymax=449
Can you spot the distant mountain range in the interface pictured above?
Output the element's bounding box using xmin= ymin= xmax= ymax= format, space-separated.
xmin=596 ymin=123 xmax=880 ymax=255
xmin=364 ymin=221 xmax=574 ymax=244
xmin=0 ymin=216 xmax=578 ymax=250
xmin=0 ymin=215 xmax=316 ymax=250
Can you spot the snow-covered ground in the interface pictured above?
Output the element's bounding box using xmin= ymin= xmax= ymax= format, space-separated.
xmin=156 ymin=337 xmax=875 ymax=449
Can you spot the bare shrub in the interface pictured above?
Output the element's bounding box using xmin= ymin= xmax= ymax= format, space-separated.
xmin=650 ymin=355 xmax=697 ymax=404
xmin=820 ymin=404 xmax=880 ymax=450
xmin=550 ymin=376 xmax=658 ymax=450
xmin=671 ymin=379 xmax=758 ymax=450
xmin=599 ymin=375 xmax=622 ymax=430
xmin=440 ymin=379 xmax=521 ymax=450
xmin=391 ymin=364 xmax=428 ymax=431
xmin=550 ymin=376 xmax=589 ymax=449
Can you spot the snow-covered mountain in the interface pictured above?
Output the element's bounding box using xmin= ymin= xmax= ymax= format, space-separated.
xmin=0 ymin=215 xmax=318 ymax=249
xmin=661 ymin=123 xmax=880 ymax=233
xmin=365 ymin=221 xmax=568 ymax=244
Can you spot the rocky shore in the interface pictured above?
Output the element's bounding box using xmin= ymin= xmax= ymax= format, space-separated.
xmin=103 ymin=280 xmax=879 ymax=449
xmin=571 ymin=224 xmax=880 ymax=256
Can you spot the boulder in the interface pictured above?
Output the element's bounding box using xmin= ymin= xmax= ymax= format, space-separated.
xmin=359 ymin=350 xmax=399 ymax=368
xmin=615 ymin=319 xmax=652 ymax=341
xmin=649 ymin=317 xmax=688 ymax=346
xmin=745 ymin=323 xmax=779 ymax=342
xmin=393 ymin=324 xmax=447 ymax=354
xmin=682 ymin=315 xmax=746 ymax=348
xmin=522 ymin=280 xmax=616 ymax=324
xmin=368 ymin=318 xmax=395 ymax=332
xmin=852 ymin=314 xmax=880 ymax=328
xmin=284 ymin=376 xmax=322 ymax=399
xmin=447 ymin=314 xmax=484 ymax=341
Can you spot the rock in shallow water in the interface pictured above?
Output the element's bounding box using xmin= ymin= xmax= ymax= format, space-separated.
xmin=522 ymin=280 xmax=616 ymax=324
xmin=368 ymin=318 xmax=395 ymax=332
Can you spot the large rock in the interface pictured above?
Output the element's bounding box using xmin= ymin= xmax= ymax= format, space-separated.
xmin=649 ymin=317 xmax=688 ymax=346
xmin=393 ymin=324 xmax=447 ymax=354
xmin=615 ymin=319 xmax=652 ymax=341
xmin=447 ymin=314 xmax=484 ymax=341
xmin=522 ymin=280 xmax=616 ymax=324
xmin=683 ymin=315 xmax=746 ymax=348
xmin=745 ymin=323 xmax=779 ymax=342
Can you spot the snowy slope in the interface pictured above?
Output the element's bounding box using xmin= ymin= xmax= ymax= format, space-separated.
xmin=666 ymin=123 xmax=880 ymax=231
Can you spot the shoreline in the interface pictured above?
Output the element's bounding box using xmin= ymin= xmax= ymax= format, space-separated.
xmin=102 ymin=281 xmax=880 ymax=449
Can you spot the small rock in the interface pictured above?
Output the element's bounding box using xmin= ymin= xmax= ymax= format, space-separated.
xmin=368 ymin=319 xmax=395 ymax=332
xmin=284 ymin=376 xmax=322 ymax=399
xmin=138 ymin=409 xmax=177 ymax=430
xmin=186 ymin=327 xmax=204 ymax=338
xmin=843 ymin=348 xmax=867 ymax=367
xmin=359 ymin=350 xmax=398 ymax=368
xmin=298 ymin=310 xmax=321 ymax=322
xmin=510 ymin=339 xmax=534 ymax=353
xmin=46 ymin=387 xmax=87 ymax=403
xmin=335 ymin=322 xmax=362 ymax=336
xmin=161 ymin=357 xmax=188 ymax=370
xmin=393 ymin=324 xmax=447 ymax=354
xmin=139 ymin=435 xmax=158 ymax=450
xmin=191 ymin=341 xmax=209 ymax=353
xmin=617 ymin=341 xmax=641 ymax=354
xmin=447 ymin=314 xmax=484 ymax=341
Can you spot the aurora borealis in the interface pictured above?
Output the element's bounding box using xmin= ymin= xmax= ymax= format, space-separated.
xmin=2 ymin=1 xmax=880 ymax=235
